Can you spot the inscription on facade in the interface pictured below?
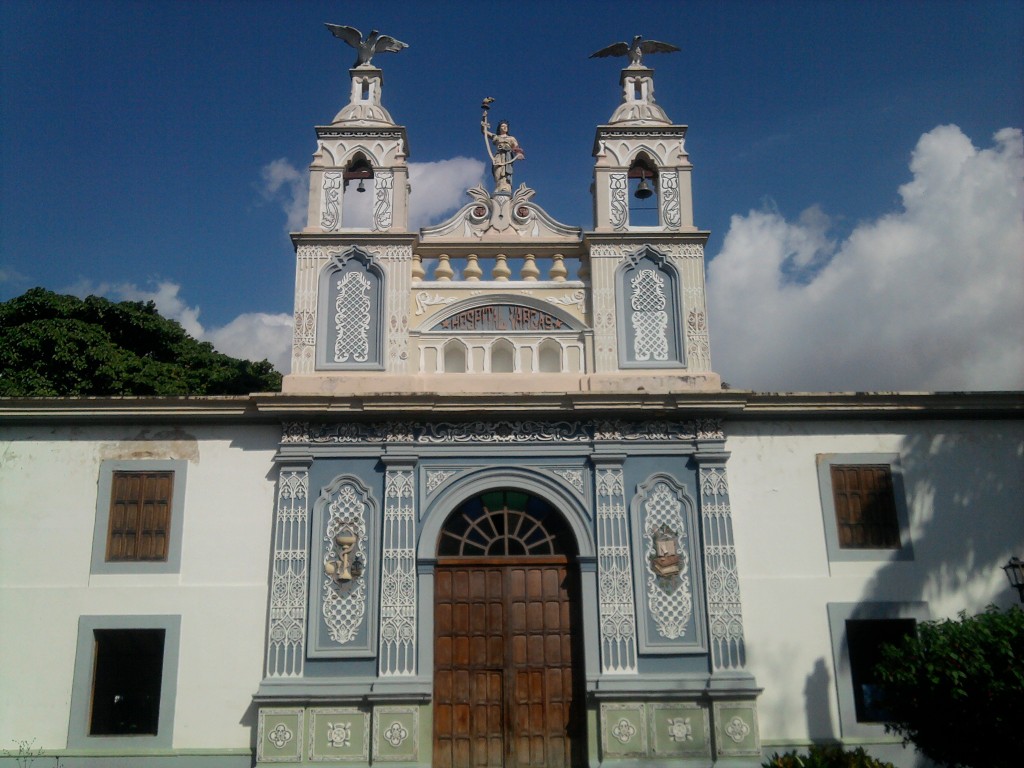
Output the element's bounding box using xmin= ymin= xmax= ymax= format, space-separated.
xmin=434 ymin=304 xmax=566 ymax=332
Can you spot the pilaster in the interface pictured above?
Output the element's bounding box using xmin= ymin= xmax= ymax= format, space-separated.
xmin=378 ymin=455 xmax=418 ymax=677
xmin=593 ymin=453 xmax=639 ymax=674
xmin=265 ymin=464 xmax=311 ymax=679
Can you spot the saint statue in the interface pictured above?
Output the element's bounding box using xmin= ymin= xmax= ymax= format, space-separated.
xmin=481 ymin=102 xmax=524 ymax=195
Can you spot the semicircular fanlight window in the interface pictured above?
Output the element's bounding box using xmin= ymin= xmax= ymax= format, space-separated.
xmin=437 ymin=489 xmax=576 ymax=557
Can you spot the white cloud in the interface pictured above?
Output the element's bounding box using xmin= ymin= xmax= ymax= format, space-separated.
xmin=707 ymin=125 xmax=1024 ymax=392
xmin=260 ymin=156 xmax=484 ymax=233
xmin=205 ymin=312 xmax=293 ymax=372
xmin=409 ymin=157 xmax=486 ymax=228
xmin=261 ymin=157 xmax=308 ymax=233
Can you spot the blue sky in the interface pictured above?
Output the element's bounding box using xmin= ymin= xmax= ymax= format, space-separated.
xmin=2 ymin=1 xmax=1022 ymax=390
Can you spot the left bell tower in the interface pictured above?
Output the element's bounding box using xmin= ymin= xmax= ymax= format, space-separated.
xmin=305 ymin=64 xmax=410 ymax=234
xmin=287 ymin=29 xmax=414 ymax=385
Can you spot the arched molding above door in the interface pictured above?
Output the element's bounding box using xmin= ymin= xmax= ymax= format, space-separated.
xmin=417 ymin=466 xmax=596 ymax=560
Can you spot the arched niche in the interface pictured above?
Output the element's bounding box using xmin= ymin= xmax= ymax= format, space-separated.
xmin=316 ymin=247 xmax=385 ymax=370
xmin=614 ymin=245 xmax=686 ymax=368
xmin=537 ymin=338 xmax=563 ymax=372
xmin=442 ymin=339 xmax=467 ymax=373
xmin=490 ymin=338 xmax=515 ymax=373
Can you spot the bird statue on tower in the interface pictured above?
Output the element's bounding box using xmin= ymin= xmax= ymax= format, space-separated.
xmin=325 ymin=24 xmax=409 ymax=68
xmin=590 ymin=35 xmax=680 ymax=67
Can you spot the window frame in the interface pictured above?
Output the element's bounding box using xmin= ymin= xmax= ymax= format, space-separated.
xmin=816 ymin=453 xmax=913 ymax=562
xmin=67 ymin=615 xmax=181 ymax=749
xmin=826 ymin=603 xmax=929 ymax=738
xmin=91 ymin=460 xmax=188 ymax=574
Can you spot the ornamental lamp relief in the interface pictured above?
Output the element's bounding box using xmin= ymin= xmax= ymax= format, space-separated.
xmin=324 ymin=529 xmax=362 ymax=582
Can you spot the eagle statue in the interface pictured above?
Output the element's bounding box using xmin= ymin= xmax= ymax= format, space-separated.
xmin=325 ymin=24 xmax=409 ymax=68
xmin=590 ymin=35 xmax=680 ymax=67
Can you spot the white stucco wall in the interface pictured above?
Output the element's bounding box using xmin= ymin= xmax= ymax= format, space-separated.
xmin=0 ymin=423 xmax=280 ymax=752
xmin=725 ymin=418 xmax=1024 ymax=748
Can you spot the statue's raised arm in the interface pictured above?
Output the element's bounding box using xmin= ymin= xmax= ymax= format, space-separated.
xmin=326 ymin=24 xmax=409 ymax=68
xmin=590 ymin=35 xmax=680 ymax=67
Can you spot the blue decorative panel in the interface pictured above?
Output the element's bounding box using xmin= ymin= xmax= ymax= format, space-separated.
xmin=615 ymin=246 xmax=685 ymax=368
xmin=317 ymin=248 xmax=385 ymax=370
xmin=630 ymin=473 xmax=706 ymax=653
xmin=307 ymin=475 xmax=379 ymax=657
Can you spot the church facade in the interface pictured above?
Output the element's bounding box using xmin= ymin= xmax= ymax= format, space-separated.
xmin=1 ymin=31 xmax=1021 ymax=768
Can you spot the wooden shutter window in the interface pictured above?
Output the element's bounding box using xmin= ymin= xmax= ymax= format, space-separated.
xmin=106 ymin=471 xmax=174 ymax=561
xmin=830 ymin=465 xmax=901 ymax=549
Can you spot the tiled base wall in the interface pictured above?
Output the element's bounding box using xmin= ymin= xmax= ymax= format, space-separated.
xmin=256 ymin=699 xmax=759 ymax=766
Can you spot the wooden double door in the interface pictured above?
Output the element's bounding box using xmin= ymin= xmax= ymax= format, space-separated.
xmin=432 ymin=557 xmax=585 ymax=767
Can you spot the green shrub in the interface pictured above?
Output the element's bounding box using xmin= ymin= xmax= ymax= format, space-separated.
xmin=763 ymin=744 xmax=895 ymax=768
xmin=875 ymin=605 xmax=1024 ymax=768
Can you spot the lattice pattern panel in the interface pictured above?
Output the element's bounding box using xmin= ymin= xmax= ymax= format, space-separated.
xmin=640 ymin=481 xmax=693 ymax=639
xmin=266 ymin=469 xmax=308 ymax=677
xmin=321 ymin=481 xmax=370 ymax=644
xmin=596 ymin=466 xmax=638 ymax=674
xmin=334 ymin=271 xmax=371 ymax=363
xmin=630 ymin=268 xmax=669 ymax=362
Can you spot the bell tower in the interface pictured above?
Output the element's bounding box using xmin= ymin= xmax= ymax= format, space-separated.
xmin=286 ymin=32 xmax=415 ymax=385
xmin=587 ymin=50 xmax=716 ymax=385
xmin=305 ymin=64 xmax=410 ymax=234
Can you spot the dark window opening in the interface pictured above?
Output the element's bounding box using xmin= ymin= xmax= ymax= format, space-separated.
xmin=90 ymin=629 xmax=165 ymax=736
xmin=831 ymin=465 xmax=901 ymax=549
xmin=106 ymin=472 xmax=173 ymax=562
xmin=847 ymin=618 xmax=915 ymax=722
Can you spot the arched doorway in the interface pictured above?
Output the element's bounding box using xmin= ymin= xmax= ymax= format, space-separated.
xmin=432 ymin=489 xmax=585 ymax=767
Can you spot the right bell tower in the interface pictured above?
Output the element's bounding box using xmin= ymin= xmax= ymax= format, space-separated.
xmin=587 ymin=43 xmax=716 ymax=386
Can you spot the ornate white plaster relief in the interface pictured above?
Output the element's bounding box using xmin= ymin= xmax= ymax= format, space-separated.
xmin=266 ymin=470 xmax=309 ymax=678
xmin=334 ymin=272 xmax=372 ymax=363
xmin=372 ymin=169 xmax=394 ymax=230
xmin=640 ymin=480 xmax=693 ymax=639
xmin=630 ymin=268 xmax=670 ymax=361
xmin=609 ymin=173 xmax=628 ymax=231
xmin=321 ymin=172 xmax=343 ymax=231
xmin=660 ymin=171 xmax=681 ymax=230
xmin=321 ymin=480 xmax=370 ymax=644
xmin=596 ymin=466 xmax=638 ymax=674
xmin=379 ymin=467 xmax=417 ymax=676
xmin=699 ymin=465 xmax=746 ymax=670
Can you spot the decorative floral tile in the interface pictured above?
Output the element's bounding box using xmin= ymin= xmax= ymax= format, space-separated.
xmin=600 ymin=702 xmax=648 ymax=757
xmin=373 ymin=705 xmax=419 ymax=761
xmin=713 ymin=702 xmax=760 ymax=757
xmin=257 ymin=707 xmax=303 ymax=763
xmin=649 ymin=702 xmax=710 ymax=757
xmin=309 ymin=707 xmax=370 ymax=762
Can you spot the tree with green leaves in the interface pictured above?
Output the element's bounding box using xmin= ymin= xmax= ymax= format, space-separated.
xmin=0 ymin=288 xmax=282 ymax=396
xmin=875 ymin=605 xmax=1024 ymax=768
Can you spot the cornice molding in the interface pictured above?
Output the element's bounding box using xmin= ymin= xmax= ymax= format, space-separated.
xmin=1 ymin=391 xmax=1021 ymax=424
